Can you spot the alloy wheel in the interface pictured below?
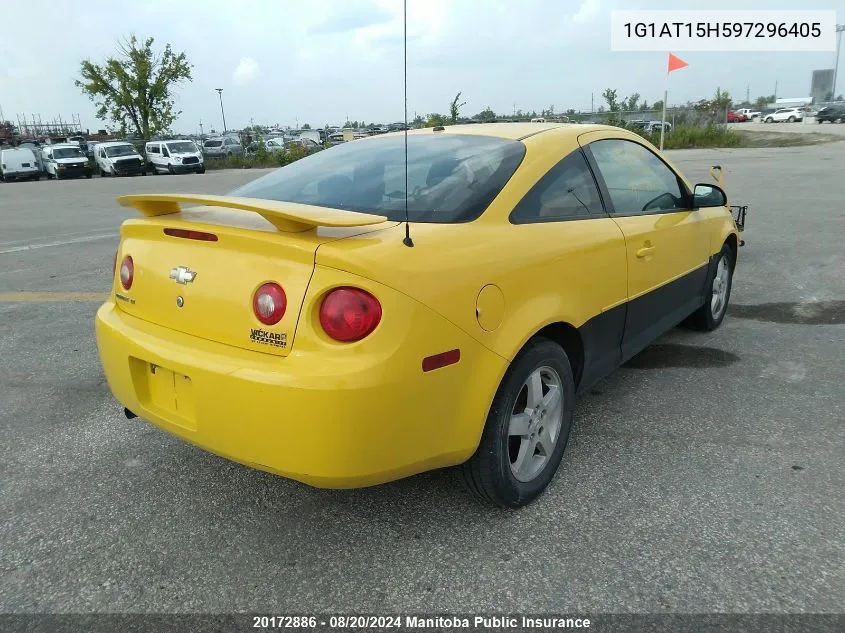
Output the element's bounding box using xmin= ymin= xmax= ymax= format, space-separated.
xmin=508 ymin=366 xmax=564 ymax=482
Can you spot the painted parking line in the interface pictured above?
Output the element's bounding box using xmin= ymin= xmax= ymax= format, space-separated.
xmin=0 ymin=233 xmax=118 ymax=255
xmin=0 ymin=292 xmax=107 ymax=302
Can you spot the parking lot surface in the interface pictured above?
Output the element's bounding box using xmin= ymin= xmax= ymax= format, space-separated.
xmin=1 ymin=146 xmax=844 ymax=613
xmin=729 ymin=120 xmax=845 ymax=136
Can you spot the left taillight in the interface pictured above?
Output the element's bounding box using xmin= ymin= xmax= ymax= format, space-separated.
xmin=119 ymin=255 xmax=134 ymax=290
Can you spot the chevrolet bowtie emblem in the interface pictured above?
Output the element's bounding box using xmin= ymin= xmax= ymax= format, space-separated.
xmin=169 ymin=266 xmax=197 ymax=284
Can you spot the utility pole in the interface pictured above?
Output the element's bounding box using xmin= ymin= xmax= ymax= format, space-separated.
xmin=199 ymin=120 xmax=204 ymax=137
xmin=591 ymin=93 xmax=594 ymax=113
xmin=215 ymin=88 xmax=227 ymax=134
xmin=746 ymin=83 xmax=750 ymax=106
xmin=834 ymin=25 xmax=845 ymax=101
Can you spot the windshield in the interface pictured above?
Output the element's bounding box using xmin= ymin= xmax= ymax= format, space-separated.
xmin=53 ymin=147 xmax=85 ymax=159
xmin=105 ymin=145 xmax=138 ymax=158
xmin=167 ymin=141 xmax=197 ymax=153
xmin=204 ymin=140 xmax=223 ymax=147
xmin=232 ymin=134 xmax=525 ymax=223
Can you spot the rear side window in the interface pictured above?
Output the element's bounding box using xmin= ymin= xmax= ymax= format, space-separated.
xmin=511 ymin=150 xmax=604 ymax=223
xmin=588 ymin=139 xmax=686 ymax=216
xmin=232 ymin=134 xmax=526 ymax=223
xmin=147 ymin=145 xmax=160 ymax=154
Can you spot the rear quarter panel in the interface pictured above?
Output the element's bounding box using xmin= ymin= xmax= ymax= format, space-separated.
xmin=315 ymin=127 xmax=629 ymax=362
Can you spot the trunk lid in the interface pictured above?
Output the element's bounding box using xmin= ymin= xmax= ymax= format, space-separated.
xmin=114 ymin=197 xmax=392 ymax=357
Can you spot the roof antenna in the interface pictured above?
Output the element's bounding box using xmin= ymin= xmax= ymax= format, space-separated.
xmin=402 ymin=0 xmax=414 ymax=247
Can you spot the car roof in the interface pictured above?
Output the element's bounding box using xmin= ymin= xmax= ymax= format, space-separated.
xmin=383 ymin=122 xmax=614 ymax=142
xmin=97 ymin=141 xmax=134 ymax=147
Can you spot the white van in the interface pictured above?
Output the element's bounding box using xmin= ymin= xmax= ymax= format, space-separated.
xmin=530 ymin=117 xmax=546 ymax=123
xmin=1 ymin=147 xmax=41 ymax=182
xmin=145 ymin=139 xmax=205 ymax=174
xmin=95 ymin=141 xmax=146 ymax=176
xmin=42 ymin=144 xmax=92 ymax=180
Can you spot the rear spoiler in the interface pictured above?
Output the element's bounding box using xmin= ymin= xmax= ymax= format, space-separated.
xmin=117 ymin=194 xmax=388 ymax=233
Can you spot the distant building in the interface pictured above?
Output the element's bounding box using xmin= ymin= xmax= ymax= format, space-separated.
xmin=811 ymin=69 xmax=835 ymax=103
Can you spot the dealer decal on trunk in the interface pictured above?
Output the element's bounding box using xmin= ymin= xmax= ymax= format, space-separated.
xmin=250 ymin=328 xmax=287 ymax=348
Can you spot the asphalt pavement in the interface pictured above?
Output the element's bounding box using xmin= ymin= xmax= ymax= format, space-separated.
xmin=1 ymin=145 xmax=844 ymax=614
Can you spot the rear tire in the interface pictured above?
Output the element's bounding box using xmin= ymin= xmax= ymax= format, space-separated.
xmin=458 ymin=338 xmax=575 ymax=508
xmin=686 ymin=244 xmax=734 ymax=331
xmin=765 ymin=117 xmax=773 ymax=123
xmin=787 ymin=116 xmax=796 ymax=122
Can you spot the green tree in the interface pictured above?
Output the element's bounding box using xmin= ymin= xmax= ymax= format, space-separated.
xmin=472 ymin=106 xmax=496 ymax=121
xmin=624 ymin=92 xmax=641 ymax=111
xmin=425 ymin=113 xmax=448 ymax=127
xmin=301 ymin=123 xmax=311 ymax=129
xmin=76 ymin=35 xmax=192 ymax=140
xmin=449 ymin=91 xmax=466 ymax=123
xmin=755 ymin=94 xmax=775 ymax=110
xmin=412 ymin=114 xmax=425 ymax=128
xmin=601 ymin=89 xmax=619 ymax=112
xmin=652 ymin=99 xmax=664 ymax=112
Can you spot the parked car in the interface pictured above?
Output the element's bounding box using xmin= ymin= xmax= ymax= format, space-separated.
xmin=98 ymin=123 xmax=740 ymax=508
xmin=816 ymin=105 xmax=845 ymax=123
xmin=287 ymin=137 xmax=323 ymax=154
xmin=202 ymin=136 xmax=244 ymax=158
xmin=42 ymin=144 xmax=92 ymax=180
xmin=726 ymin=111 xmax=748 ymax=123
xmin=95 ymin=141 xmax=146 ymax=176
xmin=643 ymin=121 xmax=672 ymax=134
xmin=264 ymin=137 xmax=287 ymax=153
xmin=1 ymin=147 xmax=40 ymax=181
xmin=145 ymin=139 xmax=205 ymax=174
xmin=763 ymin=108 xmax=803 ymax=123
xmin=734 ymin=108 xmax=761 ymax=120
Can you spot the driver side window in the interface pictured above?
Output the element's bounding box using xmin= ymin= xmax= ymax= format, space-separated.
xmin=588 ymin=139 xmax=686 ymax=216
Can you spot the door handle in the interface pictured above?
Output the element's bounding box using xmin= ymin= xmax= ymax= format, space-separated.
xmin=636 ymin=246 xmax=655 ymax=258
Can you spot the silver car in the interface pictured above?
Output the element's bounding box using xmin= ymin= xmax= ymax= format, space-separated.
xmin=202 ymin=136 xmax=244 ymax=158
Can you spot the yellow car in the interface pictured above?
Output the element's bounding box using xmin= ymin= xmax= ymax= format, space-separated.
xmin=96 ymin=123 xmax=739 ymax=507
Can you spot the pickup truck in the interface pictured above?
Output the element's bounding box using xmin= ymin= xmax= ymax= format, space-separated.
xmin=735 ymin=108 xmax=761 ymax=120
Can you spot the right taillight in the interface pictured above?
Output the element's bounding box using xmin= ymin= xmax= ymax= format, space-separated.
xmin=319 ymin=287 xmax=382 ymax=342
xmin=119 ymin=255 xmax=134 ymax=290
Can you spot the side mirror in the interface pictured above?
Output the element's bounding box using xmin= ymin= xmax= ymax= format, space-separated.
xmin=693 ymin=183 xmax=727 ymax=208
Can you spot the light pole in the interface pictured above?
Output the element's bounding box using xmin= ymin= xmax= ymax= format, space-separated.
xmin=215 ymin=88 xmax=227 ymax=134
xmin=834 ymin=25 xmax=845 ymax=102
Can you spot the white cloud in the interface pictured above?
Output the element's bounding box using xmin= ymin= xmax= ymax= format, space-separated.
xmin=232 ymin=57 xmax=261 ymax=85
xmin=573 ymin=0 xmax=600 ymax=24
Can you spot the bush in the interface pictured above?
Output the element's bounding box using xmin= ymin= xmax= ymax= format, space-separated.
xmin=633 ymin=123 xmax=745 ymax=149
xmin=204 ymin=146 xmax=310 ymax=171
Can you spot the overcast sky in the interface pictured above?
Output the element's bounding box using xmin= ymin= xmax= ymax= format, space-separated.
xmin=1 ymin=0 xmax=842 ymax=133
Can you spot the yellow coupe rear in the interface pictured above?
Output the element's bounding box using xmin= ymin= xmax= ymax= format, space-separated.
xmin=96 ymin=123 xmax=740 ymax=507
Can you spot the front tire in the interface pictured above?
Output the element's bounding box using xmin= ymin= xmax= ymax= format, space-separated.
xmin=788 ymin=116 xmax=796 ymax=122
xmin=765 ymin=117 xmax=773 ymax=123
xmin=459 ymin=338 xmax=575 ymax=508
xmin=686 ymin=244 xmax=734 ymax=331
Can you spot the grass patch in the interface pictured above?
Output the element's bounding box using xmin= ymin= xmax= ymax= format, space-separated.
xmin=633 ymin=124 xmax=746 ymax=149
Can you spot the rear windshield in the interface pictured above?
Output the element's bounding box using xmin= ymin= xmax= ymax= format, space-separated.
xmin=167 ymin=141 xmax=197 ymax=153
xmin=204 ymin=140 xmax=223 ymax=147
xmin=105 ymin=145 xmax=137 ymax=157
xmin=232 ymin=134 xmax=525 ymax=223
xmin=53 ymin=147 xmax=85 ymax=159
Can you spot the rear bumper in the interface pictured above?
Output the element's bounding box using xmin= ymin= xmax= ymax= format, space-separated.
xmin=2 ymin=170 xmax=39 ymax=180
xmin=95 ymin=297 xmax=506 ymax=488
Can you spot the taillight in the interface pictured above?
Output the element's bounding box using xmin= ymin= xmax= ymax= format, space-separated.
xmin=119 ymin=255 xmax=134 ymax=290
xmin=113 ymin=251 xmax=117 ymax=275
xmin=253 ymin=282 xmax=286 ymax=325
xmin=319 ymin=287 xmax=382 ymax=342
